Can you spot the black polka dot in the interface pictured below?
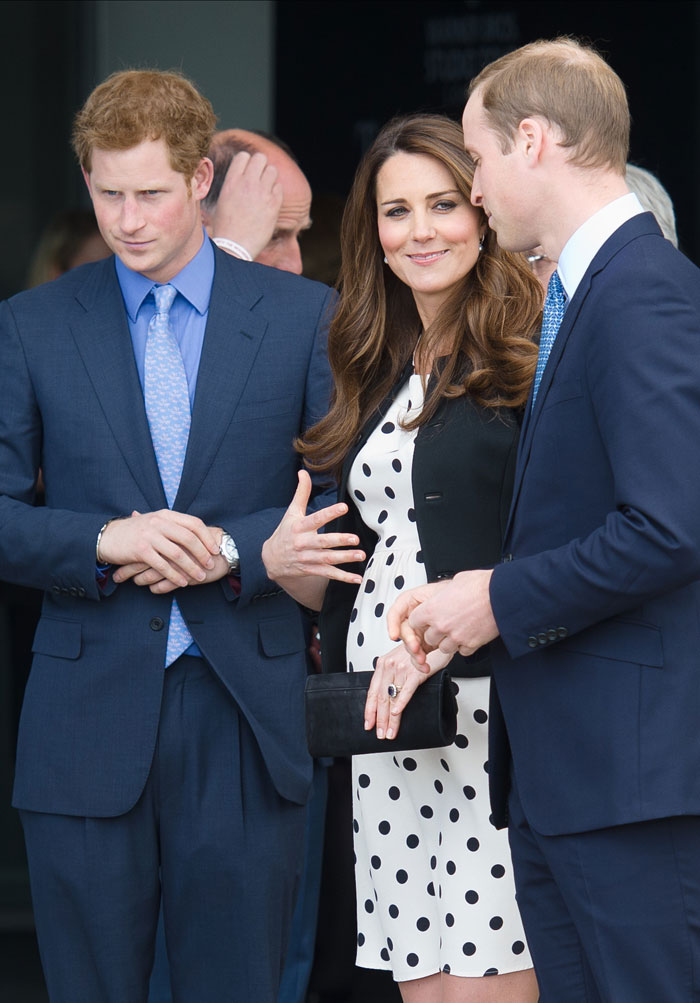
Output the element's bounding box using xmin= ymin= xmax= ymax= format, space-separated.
xmin=350 ymin=608 xmax=358 ymax=623
xmin=358 ymin=774 xmax=370 ymax=788
xmin=438 ymin=832 xmax=443 ymax=846
xmin=386 ymin=552 xmax=395 ymax=566
xmin=348 ymin=661 xmax=354 ymax=673
xmin=407 ymin=953 xmax=419 ymax=968
xmin=474 ymin=708 xmax=488 ymax=724
xmin=396 ymin=869 xmax=408 ymax=884
xmin=389 ymin=785 xmax=400 ymax=800
xmin=392 ymin=756 xmax=399 ymax=767
xmin=483 ymin=761 xmax=489 ymax=773
xmin=392 ymin=459 xmax=402 ymax=472
xmin=484 ymin=968 xmax=499 ymax=976
xmin=467 ymin=837 xmax=480 ymax=852
xmin=380 ymin=948 xmax=390 ymax=962
xmin=416 ymin=550 xmax=424 ymax=563
xmin=417 ymin=917 xmax=430 ymax=931
xmin=364 ymin=899 xmax=374 ymax=913
xmin=455 ymin=734 xmax=469 ymax=749
xmin=463 ymin=942 xmax=476 ymax=956
xmin=389 ymin=904 xmax=399 ymax=918
xmin=465 ymin=889 xmax=479 ymax=904
xmin=394 ymin=575 xmax=405 ymax=589
xmin=378 ymin=510 xmax=388 ymax=524
xmin=384 ymin=486 xmax=396 ymax=499
xmin=463 ymin=785 xmax=476 ymax=800
xmin=491 ymin=864 xmax=506 ymax=878
xmin=403 ymin=757 xmax=417 ymax=771
xmin=449 ymin=808 xmax=460 ymax=823
xmin=434 ymin=779 xmax=443 ymax=794
xmin=378 ymin=820 xmax=391 ymax=835
xmin=446 ymin=913 xmax=455 ymax=928
xmin=512 ymin=941 xmax=525 ymax=955
xmin=372 ymin=656 xmax=379 ymax=669
xmin=490 ymin=916 xmax=504 ymax=930
xmin=440 ymin=759 xmax=450 ymax=772
xmin=353 ymin=819 xmax=359 ymax=833
xmin=446 ymin=860 xmax=456 ymax=875
xmin=371 ymin=855 xmax=382 ymax=869
xmin=406 ymin=400 xmax=413 ymax=410
xmin=420 ymin=805 xmax=434 ymax=819
xmin=362 ymin=463 xmax=371 ymax=476
xmin=353 ymin=489 xmax=365 ymax=502
xmin=386 ymin=535 xmax=397 ymax=547
xmin=442 ymin=964 xmax=451 ymax=974
xmin=357 ymin=632 xmax=365 ymax=647
xmin=406 ymin=833 xmax=419 ymax=849
xmin=357 ymin=933 xmax=365 ymax=946
xmin=427 ymin=881 xmax=435 ymax=896
xmin=430 ymin=855 xmax=437 ymax=870
xmin=408 ymin=508 xmax=416 ymax=522
xmin=364 ymin=579 xmax=375 ymax=593
xmin=374 ymin=602 xmax=385 ymax=617
xmin=381 ymin=421 xmax=395 ymax=434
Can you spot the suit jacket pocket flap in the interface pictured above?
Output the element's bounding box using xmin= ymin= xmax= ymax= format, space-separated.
xmin=558 ymin=617 xmax=663 ymax=668
xmin=31 ymin=618 xmax=82 ymax=660
xmin=258 ymin=615 xmax=306 ymax=657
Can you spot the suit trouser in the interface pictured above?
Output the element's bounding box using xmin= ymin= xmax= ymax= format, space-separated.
xmin=507 ymin=770 xmax=700 ymax=1002
xmin=20 ymin=654 xmax=306 ymax=1003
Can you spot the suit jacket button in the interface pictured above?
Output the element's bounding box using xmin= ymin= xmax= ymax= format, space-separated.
xmin=51 ymin=585 xmax=61 ymax=594
xmin=528 ymin=636 xmax=538 ymax=648
xmin=547 ymin=628 xmax=558 ymax=641
xmin=557 ymin=627 xmax=568 ymax=638
xmin=78 ymin=587 xmax=86 ymax=598
xmin=502 ymin=553 xmax=513 ymax=563
xmin=537 ymin=632 xmax=548 ymax=645
xmin=69 ymin=587 xmax=79 ymax=597
xmin=150 ymin=617 xmax=164 ymax=631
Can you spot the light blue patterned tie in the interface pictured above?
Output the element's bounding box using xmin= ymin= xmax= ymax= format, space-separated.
xmin=144 ymin=283 xmax=194 ymax=666
xmin=532 ymin=269 xmax=566 ymax=408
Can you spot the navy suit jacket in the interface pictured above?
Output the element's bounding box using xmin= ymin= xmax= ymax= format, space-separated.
xmin=1 ymin=245 xmax=334 ymax=817
xmin=488 ymin=213 xmax=700 ymax=836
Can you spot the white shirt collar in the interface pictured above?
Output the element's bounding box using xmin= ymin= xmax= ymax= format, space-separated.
xmin=557 ymin=192 xmax=644 ymax=301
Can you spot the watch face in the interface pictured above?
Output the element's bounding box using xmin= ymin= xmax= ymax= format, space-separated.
xmin=220 ymin=534 xmax=239 ymax=570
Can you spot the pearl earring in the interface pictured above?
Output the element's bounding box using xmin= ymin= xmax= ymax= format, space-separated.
xmin=383 ymin=256 xmax=388 ymax=264
xmin=478 ymin=236 xmax=485 ymax=252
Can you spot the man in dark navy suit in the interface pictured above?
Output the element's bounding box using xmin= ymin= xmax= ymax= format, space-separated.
xmin=388 ymin=38 xmax=700 ymax=1002
xmin=0 ymin=69 xmax=333 ymax=1002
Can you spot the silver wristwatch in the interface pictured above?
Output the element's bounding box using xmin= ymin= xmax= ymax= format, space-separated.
xmin=219 ymin=531 xmax=240 ymax=575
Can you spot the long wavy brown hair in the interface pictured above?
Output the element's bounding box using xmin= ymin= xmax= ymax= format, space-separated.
xmin=299 ymin=114 xmax=542 ymax=478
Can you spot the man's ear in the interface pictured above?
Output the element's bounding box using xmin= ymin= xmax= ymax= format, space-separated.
xmin=516 ymin=117 xmax=546 ymax=166
xmin=192 ymin=157 xmax=214 ymax=202
xmin=81 ymin=165 xmax=93 ymax=196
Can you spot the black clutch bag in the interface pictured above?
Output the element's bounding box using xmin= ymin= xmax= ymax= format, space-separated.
xmin=305 ymin=669 xmax=458 ymax=758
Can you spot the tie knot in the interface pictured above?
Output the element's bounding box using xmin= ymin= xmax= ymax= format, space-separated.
xmin=153 ymin=283 xmax=177 ymax=317
xmin=545 ymin=270 xmax=565 ymax=308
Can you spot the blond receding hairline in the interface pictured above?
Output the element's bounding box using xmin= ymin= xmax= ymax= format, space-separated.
xmin=468 ymin=37 xmax=630 ymax=174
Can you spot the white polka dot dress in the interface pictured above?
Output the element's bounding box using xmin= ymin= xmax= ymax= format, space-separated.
xmin=346 ymin=375 xmax=532 ymax=982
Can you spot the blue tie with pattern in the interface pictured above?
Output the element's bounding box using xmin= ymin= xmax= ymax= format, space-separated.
xmin=144 ymin=283 xmax=194 ymax=666
xmin=532 ymin=269 xmax=566 ymax=408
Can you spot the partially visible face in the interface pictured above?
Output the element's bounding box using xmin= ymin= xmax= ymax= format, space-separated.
xmin=462 ymin=90 xmax=535 ymax=252
xmin=256 ymin=153 xmax=312 ymax=274
xmin=83 ymin=138 xmax=212 ymax=282
xmin=376 ymin=151 xmax=484 ymax=325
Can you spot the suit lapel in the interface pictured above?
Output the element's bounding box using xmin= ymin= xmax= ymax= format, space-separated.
xmin=70 ymin=259 xmax=167 ymax=510
xmin=174 ymin=254 xmax=268 ymax=512
xmin=504 ymin=212 xmax=662 ymax=543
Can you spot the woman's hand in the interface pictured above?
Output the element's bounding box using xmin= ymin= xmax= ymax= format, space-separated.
xmin=261 ymin=470 xmax=366 ymax=609
xmin=364 ymin=643 xmax=453 ymax=740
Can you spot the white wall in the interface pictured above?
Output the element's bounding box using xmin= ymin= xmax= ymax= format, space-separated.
xmin=93 ymin=0 xmax=274 ymax=131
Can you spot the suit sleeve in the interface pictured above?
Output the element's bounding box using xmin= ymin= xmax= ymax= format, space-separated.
xmin=490 ymin=246 xmax=700 ymax=657
xmin=0 ymin=300 xmax=110 ymax=599
xmin=220 ymin=285 xmax=337 ymax=606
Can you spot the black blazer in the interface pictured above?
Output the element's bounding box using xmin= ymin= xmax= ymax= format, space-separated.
xmin=320 ymin=367 xmax=519 ymax=677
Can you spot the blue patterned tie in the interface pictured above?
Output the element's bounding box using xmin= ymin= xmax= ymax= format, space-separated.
xmin=532 ymin=270 xmax=566 ymax=408
xmin=144 ymin=284 xmax=194 ymax=666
